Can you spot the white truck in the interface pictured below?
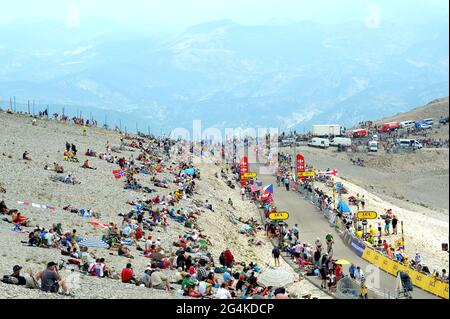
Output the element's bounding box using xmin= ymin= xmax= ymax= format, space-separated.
xmin=396 ymin=139 xmax=423 ymax=150
xmin=330 ymin=137 xmax=352 ymax=147
xmin=312 ymin=125 xmax=342 ymax=137
xmin=308 ymin=138 xmax=330 ymax=149
xmin=400 ymin=120 xmax=415 ymax=129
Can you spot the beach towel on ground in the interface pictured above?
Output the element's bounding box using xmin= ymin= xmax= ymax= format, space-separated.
xmin=89 ymin=221 xmax=109 ymax=229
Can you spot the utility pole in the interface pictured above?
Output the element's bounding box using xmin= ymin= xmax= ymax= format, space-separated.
xmin=13 ymin=96 xmax=16 ymax=112
xmin=27 ymin=100 xmax=30 ymax=114
xmin=46 ymin=105 xmax=49 ymax=119
xmin=9 ymin=97 xmax=12 ymax=111
xmin=32 ymin=100 xmax=35 ymax=115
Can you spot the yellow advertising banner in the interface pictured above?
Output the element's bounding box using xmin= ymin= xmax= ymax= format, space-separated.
xmin=357 ymin=211 xmax=378 ymax=219
xmin=361 ymin=247 xmax=449 ymax=299
xmin=268 ymin=212 xmax=290 ymax=221
xmin=298 ymin=171 xmax=315 ymax=177
xmin=243 ymin=172 xmax=257 ymax=179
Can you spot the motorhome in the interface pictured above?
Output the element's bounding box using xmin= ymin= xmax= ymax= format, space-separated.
xmin=308 ymin=138 xmax=330 ymax=149
xmin=368 ymin=141 xmax=379 ymax=152
xmin=400 ymin=120 xmax=415 ymax=129
xmin=396 ymin=139 xmax=423 ymax=149
xmin=330 ymin=137 xmax=352 ymax=147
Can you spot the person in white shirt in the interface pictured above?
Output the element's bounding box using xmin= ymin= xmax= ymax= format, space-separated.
xmin=354 ymin=267 xmax=364 ymax=281
xmin=215 ymin=282 xmax=232 ymax=299
xmin=145 ymin=236 xmax=153 ymax=250
xmin=198 ymin=281 xmax=207 ymax=296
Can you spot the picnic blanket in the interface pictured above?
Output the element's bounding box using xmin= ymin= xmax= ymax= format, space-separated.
xmin=184 ymin=168 xmax=195 ymax=176
xmin=89 ymin=221 xmax=109 ymax=229
xmin=17 ymin=201 xmax=57 ymax=212
xmin=121 ymin=239 xmax=133 ymax=245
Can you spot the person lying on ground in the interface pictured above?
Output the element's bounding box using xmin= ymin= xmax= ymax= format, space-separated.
xmin=204 ymin=200 xmax=214 ymax=212
xmin=11 ymin=211 xmax=31 ymax=227
xmin=118 ymin=244 xmax=134 ymax=259
xmin=53 ymin=162 xmax=64 ymax=173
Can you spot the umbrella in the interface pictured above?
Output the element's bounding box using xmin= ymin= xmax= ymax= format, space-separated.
xmin=337 ymin=200 xmax=351 ymax=214
xmin=335 ymin=259 xmax=350 ymax=265
xmin=78 ymin=238 xmax=109 ymax=249
xmin=258 ymin=269 xmax=295 ymax=288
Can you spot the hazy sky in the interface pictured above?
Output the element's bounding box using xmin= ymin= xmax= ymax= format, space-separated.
xmin=1 ymin=0 xmax=448 ymax=29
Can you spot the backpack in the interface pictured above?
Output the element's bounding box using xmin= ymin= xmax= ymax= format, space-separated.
xmin=219 ymin=252 xmax=225 ymax=266
xmin=2 ymin=275 xmax=19 ymax=285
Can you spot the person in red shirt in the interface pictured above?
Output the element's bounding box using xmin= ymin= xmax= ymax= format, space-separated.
xmin=121 ymin=263 xmax=137 ymax=285
xmin=223 ymin=249 xmax=234 ymax=268
xmin=335 ymin=264 xmax=342 ymax=282
xmin=134 ymin=227 xmax=143 ymax=241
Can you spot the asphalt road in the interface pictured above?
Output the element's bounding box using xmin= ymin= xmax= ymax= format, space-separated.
xmin=253 ymin=164 xmax=438 ymax=299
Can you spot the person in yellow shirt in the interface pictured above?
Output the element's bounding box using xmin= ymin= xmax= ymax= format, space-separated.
xmin=369 ymin=225 xmax=376 ymax=236
xmin=360 ymin=281 xmax=368 ymax=299
xmin=174 ymin=190 xmax=181 ymax=202
xmin=356 ymin=230 xmax=363 ymax=239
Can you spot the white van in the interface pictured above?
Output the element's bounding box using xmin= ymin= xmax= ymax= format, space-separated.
xmin=330 ymin=137 xmax=352 ymax=147
xmin=400 ymin=120 xmax=415 ymax=128
xmin=308 ymin=138 xmax=330 ymax=149
xmin=397 ymin=139 xmax=423 ymax=149
xmin=368 ymin=141 xmax=378 ymax=152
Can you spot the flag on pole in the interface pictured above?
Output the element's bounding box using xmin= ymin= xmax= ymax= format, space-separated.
xmin=318 ymin=170 xmax=338 ymax=176
xmin=263 ymin=184 xmax=274 ymax=194
xmin=261 ymin=192 xmax=273 ymax=202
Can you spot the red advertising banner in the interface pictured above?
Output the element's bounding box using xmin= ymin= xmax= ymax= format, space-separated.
xmin=296 ymin=153 xmax=305 ymax=181
xmin=240 ymin=156 xmax=249 ymax=186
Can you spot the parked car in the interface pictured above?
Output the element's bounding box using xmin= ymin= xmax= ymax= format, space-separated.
xmin=439 ymin=117 xmax=449 ymax=125
xmin=368 ymin=141 xmax=379 ymax=152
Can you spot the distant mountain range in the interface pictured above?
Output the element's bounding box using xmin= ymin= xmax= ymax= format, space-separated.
xmin=0 ymin=18 xmax=448 ymax=133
